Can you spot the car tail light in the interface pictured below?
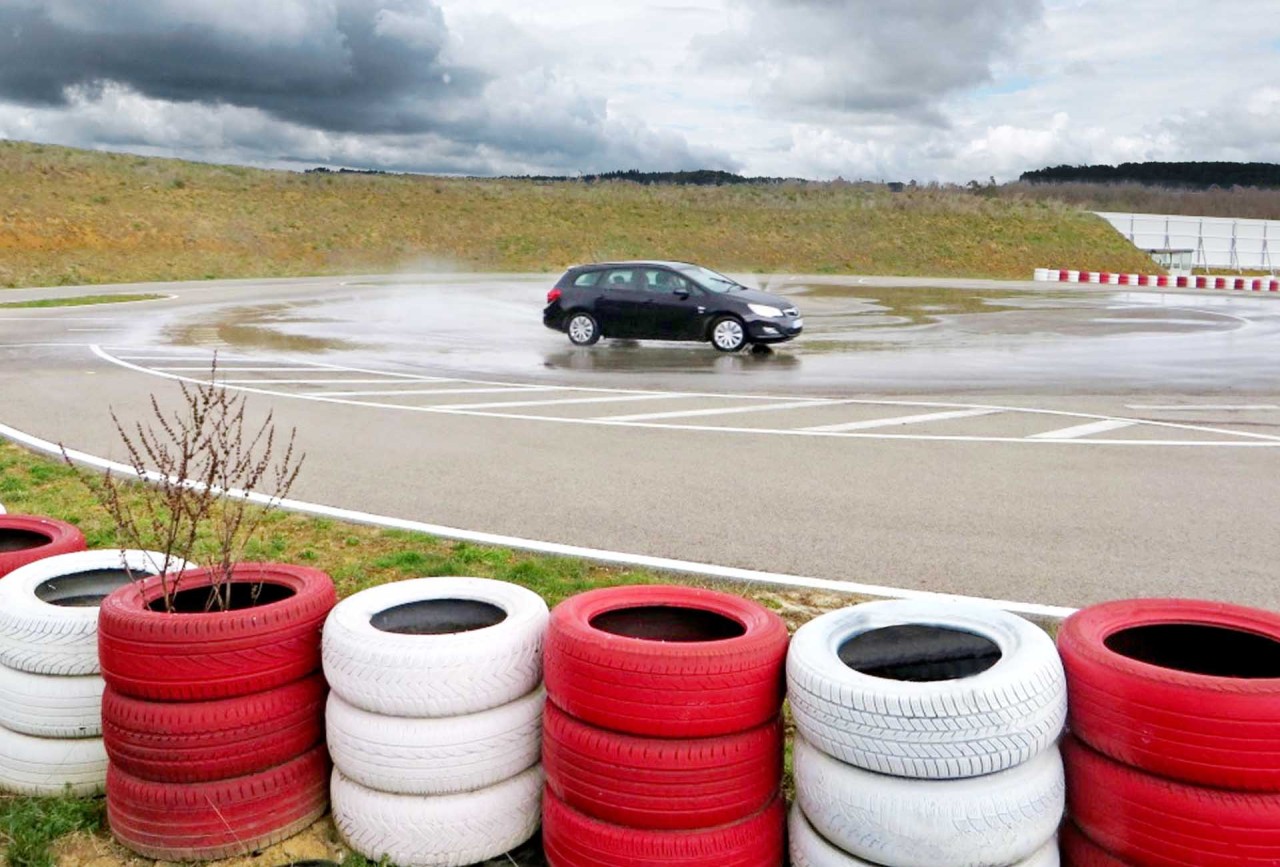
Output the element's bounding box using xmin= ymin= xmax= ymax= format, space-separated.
xmin=547 ymin=288 xmax=562 ymax=303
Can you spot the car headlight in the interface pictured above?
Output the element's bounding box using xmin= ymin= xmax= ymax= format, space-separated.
xmin=747 ymin=303 xmax=784 ymax=318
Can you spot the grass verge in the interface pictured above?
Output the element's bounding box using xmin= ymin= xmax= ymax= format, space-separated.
xmin=0 ymin=794 xmax=104 ymax=867
xmin=0 ymin=294 xmax=166 ymax=309
xmin=0 ymin=140 xmax=1156 ymax=288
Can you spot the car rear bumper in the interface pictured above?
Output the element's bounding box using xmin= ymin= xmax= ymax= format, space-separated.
xmin=543 ymin=304 xmax=566 ymax=331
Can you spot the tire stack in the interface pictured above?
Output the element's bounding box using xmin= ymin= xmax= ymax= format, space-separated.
xmin=98 ymin=563 xmax=337 ymax=861
xmin=1058 ymin=598 xmax=1280 ymax=866
xmin=541 ymin=585 xmax=790 ymax=867
xmin=0 ymin=549 xmax=184 ymax=796
xmin=787 ymin=599 xmax=1067 ymax=867
xmin=0 ymin=514 xmax=86 ymax=579
xmin=324 ymin=577 xmax=549 ymax=867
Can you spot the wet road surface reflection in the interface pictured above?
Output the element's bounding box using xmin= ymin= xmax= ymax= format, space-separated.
xmin=160 ymin=277 xmax=1280 ymax=394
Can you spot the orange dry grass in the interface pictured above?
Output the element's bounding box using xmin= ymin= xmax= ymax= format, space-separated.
xmin=0 ymin=140 xmax=1156 ymax=288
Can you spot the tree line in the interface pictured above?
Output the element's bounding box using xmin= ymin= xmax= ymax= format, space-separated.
xmin=1020 ymin=162 xmax=1280 ymax=189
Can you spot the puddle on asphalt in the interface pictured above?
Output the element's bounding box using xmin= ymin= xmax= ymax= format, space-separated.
xmin=165 ymin=304 xmax=361 ymax=353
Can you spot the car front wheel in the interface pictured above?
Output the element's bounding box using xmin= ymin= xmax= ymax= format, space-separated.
xmin=567 ymin=312 xmax=600 ymax=346
xmin=710 ymin=316 xmax=747 ymax=352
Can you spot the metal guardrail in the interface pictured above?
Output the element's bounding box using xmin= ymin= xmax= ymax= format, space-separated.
xmin=1097 ymin=211 xmax=1278 ymax=272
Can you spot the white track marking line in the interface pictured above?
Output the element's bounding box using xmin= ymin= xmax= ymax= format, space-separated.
xmin=0 ymin=419 xmax=1076 ymax=620
xmin=320 ymin=386 xmax=565 ymax=398
xmin=804 ymin=408 xmax=1002 ymax=433
xmin=90 ymin=347 xmax=1280 ymax=446
xmin=113 ymin=355 xmax=257 ymax=361
xmin=1126 ymin=404 xmax=1280 ymax=411
xmin=438 ymin=393 xmax=684 ymax=411
xmin=1031 ymin=419 xmax=1139 ymax=440
xmin=597 ymin=399 xmax=831 ymax=422
xmin=222 ymin=378 xmax=456 ymax=385
xmin=153 ymin=366 xmax=341 ymax=372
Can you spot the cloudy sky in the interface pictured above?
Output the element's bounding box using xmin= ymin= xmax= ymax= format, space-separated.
xmin=0 ymin=0 xmax=1276 ymax=181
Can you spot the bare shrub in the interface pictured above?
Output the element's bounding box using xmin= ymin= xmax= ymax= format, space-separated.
xmin=66 ymin=356 xmax=303 ymax=611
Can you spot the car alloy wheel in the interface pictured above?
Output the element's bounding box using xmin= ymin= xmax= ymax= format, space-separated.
xmin=711 ymin=317 xmax=746 ymax=352
xmin=567 ymin=313 xmax=599 ymax=346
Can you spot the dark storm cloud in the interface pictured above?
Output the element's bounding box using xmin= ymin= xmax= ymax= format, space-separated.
xmin=709 ymin=0 xmax=1043 ymax=122
xmin=0 ymin=0 xmax=479 ymax=134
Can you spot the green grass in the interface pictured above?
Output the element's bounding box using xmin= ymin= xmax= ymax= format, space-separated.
xmin=0 ymin=794 xmax=104 ymax=867
xmin=0 ymin=140 xmax=1157 ymax=289
xmin=0 ymin=294 xmax=165 ymax=308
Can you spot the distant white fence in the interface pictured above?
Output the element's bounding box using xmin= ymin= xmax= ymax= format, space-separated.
xmin=1097 ymin=212 xmax=1278 ymax=272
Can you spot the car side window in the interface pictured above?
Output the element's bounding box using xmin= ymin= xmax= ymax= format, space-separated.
xmin=603 ymin=269 xmax=635 ymax=288
xmin=650 ymin=270 xmax=693 ymax=294
xmin=573 ymin=270 xmax=602 ymax=287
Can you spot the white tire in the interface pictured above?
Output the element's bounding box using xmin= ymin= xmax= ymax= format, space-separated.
xmin=332 ymin=765 xmax=543 ymax=867
xmin=789 ymin=803 xmax=1059 ymax=867
xmin=788 ymin=599 xmax=1066 ymax=778
xmin=323 ymin=577 xmax=548 ymax=717
xmin=327 ymin=686 xmax=544 ymax=795
xmin=0 ymin=723 xmax=107 ymax=795
xmin=795 ymin=735 xmax=1064 ymax=867
xmin=0 ymin=661 xmax=104 ymax=738
xmin=790 ymin=802 xmax=878 ymax=866
xmin=0 ymin=549 xmax=194 ymax=675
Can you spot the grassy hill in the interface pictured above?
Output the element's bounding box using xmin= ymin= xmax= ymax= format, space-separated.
xmin=0 ymin=140 xmax=1155 ymax=288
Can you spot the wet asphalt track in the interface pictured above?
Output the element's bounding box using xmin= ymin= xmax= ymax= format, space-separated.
xmin=1 ymin=273 xmax=1278 ymax=610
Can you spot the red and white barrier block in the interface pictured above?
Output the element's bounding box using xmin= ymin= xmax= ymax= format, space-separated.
xmin=1034 ymin=268 xmax=1280 ymax=293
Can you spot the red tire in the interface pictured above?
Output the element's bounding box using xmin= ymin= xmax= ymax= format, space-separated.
xmin=543 ymin=701 xmax=781 ymax=830
xmin=102 ymin=673 xmax=326 ymax=783
xmin=106 ymin=743 xmax=330 ymax=861
xmin=0 ymin=515 xmax=86 ymax=578
xmin=1064 ymin=734 xmax=1280 ymax=867
xmin=1058 ymin=598 xmax=1280 ymax=790
xmin=543 ymin=585 xmax=788 ymax=738
xmin=542 ymin=788 xmax=784 ymax=867
xmin=99 ymin=563 xmax=336 ymax=701
xmin=1061 ymin=821 xmax=1135 ymax=866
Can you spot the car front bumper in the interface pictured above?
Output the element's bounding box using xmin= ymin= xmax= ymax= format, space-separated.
xmin=745 ymin=317 xmax=803 ymax=343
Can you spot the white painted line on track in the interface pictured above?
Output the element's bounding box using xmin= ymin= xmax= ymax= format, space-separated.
xmin=223 ymin=378 xmax=455 ymax=385
xmin=154 ymin=366 xmax=340 ymax=372
xmin=438 ymin=392 xmax=683 ymax=411
xmin=804 ymin=408 xmax=1002 ymax=433
xmin=320 ymin=386 xmax=561 ymax=398
xmin=0 ymin=418 xmax=1077 ymax=621
xmin=90 ymin=346 xmax=1280 ymax=447
xmin=598 ymin=399 xmax=831 ymax=422
xmin=1031 ymin=419 xmax=1138 ymax=440
xmin=1126 ymin=404 xmax=1280 ymax=411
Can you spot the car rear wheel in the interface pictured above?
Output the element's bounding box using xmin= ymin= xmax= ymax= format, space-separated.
xmin=567 ymin=312 xmax=600 ymax=346
xmin=710 ymin=317 xmax=747 ymax=352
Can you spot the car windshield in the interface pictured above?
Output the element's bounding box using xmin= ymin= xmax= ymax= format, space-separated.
xmin=674 ymin=264 xmax=741 ymax=294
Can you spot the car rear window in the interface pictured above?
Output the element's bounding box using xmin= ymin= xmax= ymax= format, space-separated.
xmin=573 ymin=270 xmax=602 ymax=287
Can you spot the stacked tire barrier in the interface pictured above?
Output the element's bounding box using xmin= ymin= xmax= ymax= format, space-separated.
xmin=98 ymin=563 xmax=337 ymax=860
xmin=0 ymin=549 xmax=184 ymax=795
xmin=0 ymin=514 xmax=86 ymax=578
xmin=788 ymin=599 xmax=1066 ymax=867
xmin=324 ymin=578 xmax=548 ymax=867
xmin=1058 ymin=598 xmax=1280 ymax=866
xmin=541 ymin=585 xmax=789 ymax=866
xmin=1034 ymin=268 xmax=1280 ymax=292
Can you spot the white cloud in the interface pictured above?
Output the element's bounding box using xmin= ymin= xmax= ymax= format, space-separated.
xmin=0 ymin=0 xmax=1276 ymax=180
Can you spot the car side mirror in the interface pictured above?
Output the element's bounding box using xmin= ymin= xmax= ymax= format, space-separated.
xmin=674 ymin=288 xmax=690 ymax=299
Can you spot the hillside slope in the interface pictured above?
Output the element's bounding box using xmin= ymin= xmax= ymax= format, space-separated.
xmin=0 ymin=141 xmax=1155 ymax=288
